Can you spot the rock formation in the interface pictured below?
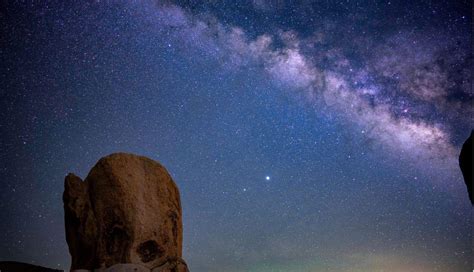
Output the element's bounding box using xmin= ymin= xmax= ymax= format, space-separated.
xmin=63 ymin=153 xmax=188 ymax=271
xmin=0 ymin=261 xmax=62 ymax=272
xmin=459 ymin=131 xmax=473 ymax=205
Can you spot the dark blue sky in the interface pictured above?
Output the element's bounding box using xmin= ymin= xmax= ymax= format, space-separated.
xmin=1 ymin=1 xmax=472 ymax=271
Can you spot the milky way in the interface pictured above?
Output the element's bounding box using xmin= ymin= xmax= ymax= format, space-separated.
xmin=1 ymin=1 xmax=472 ymax=271
xmin=141 ymin=1 xmax=472 ymax=171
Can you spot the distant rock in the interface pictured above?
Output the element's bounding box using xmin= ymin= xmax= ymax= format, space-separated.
xmin=0 ymin=261 xmax=62 ymax=272
xmin=64 ymin=153 xmax=188 ymax=271
xmin=459 ymin=131 xmax=473 ymax=205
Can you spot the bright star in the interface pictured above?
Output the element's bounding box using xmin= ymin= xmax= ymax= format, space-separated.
xmin=265 ymin=176 xmax=270 ymax=181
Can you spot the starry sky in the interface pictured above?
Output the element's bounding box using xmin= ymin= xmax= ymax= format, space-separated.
xmin=0 ymin=1 xmax=472 ymax=271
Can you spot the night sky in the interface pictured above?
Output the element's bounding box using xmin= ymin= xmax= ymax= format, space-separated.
xmin=1 ymin=1 xmax=472 ymax=271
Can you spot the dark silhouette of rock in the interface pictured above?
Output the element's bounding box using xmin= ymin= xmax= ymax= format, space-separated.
xmin=64 ymin=153 xmax=188 ymax=271
xmin=0 ymin=261 xmax=62 ymax=272
xmin=459 ymin=130 xmax=473 ymax=205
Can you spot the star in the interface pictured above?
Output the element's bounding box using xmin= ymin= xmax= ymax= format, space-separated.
xmin=265 ymin=176 xmax=270 ymax=181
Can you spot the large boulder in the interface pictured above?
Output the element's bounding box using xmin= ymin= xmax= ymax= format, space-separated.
xmin=63 ymin=153 xmax=188 ymax=271
xmin=459 ymin=131 xmax=473 ymax=205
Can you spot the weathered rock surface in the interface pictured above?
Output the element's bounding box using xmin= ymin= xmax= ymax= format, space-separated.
xmin=72 ymin=258 xmax=188 ymax=272
xmin=459 ymin=130 xmax=473 ymax=205
xmin=64 ymin=153 xmax=188 ymax=271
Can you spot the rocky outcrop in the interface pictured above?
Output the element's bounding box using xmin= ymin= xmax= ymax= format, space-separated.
xmin=459 ymin=131 xmax=473 ymax=205
xmin=63 ymin=153 xmax=188 ymax=271
xmin=0 ymin=261 xmax=62 ymax=272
